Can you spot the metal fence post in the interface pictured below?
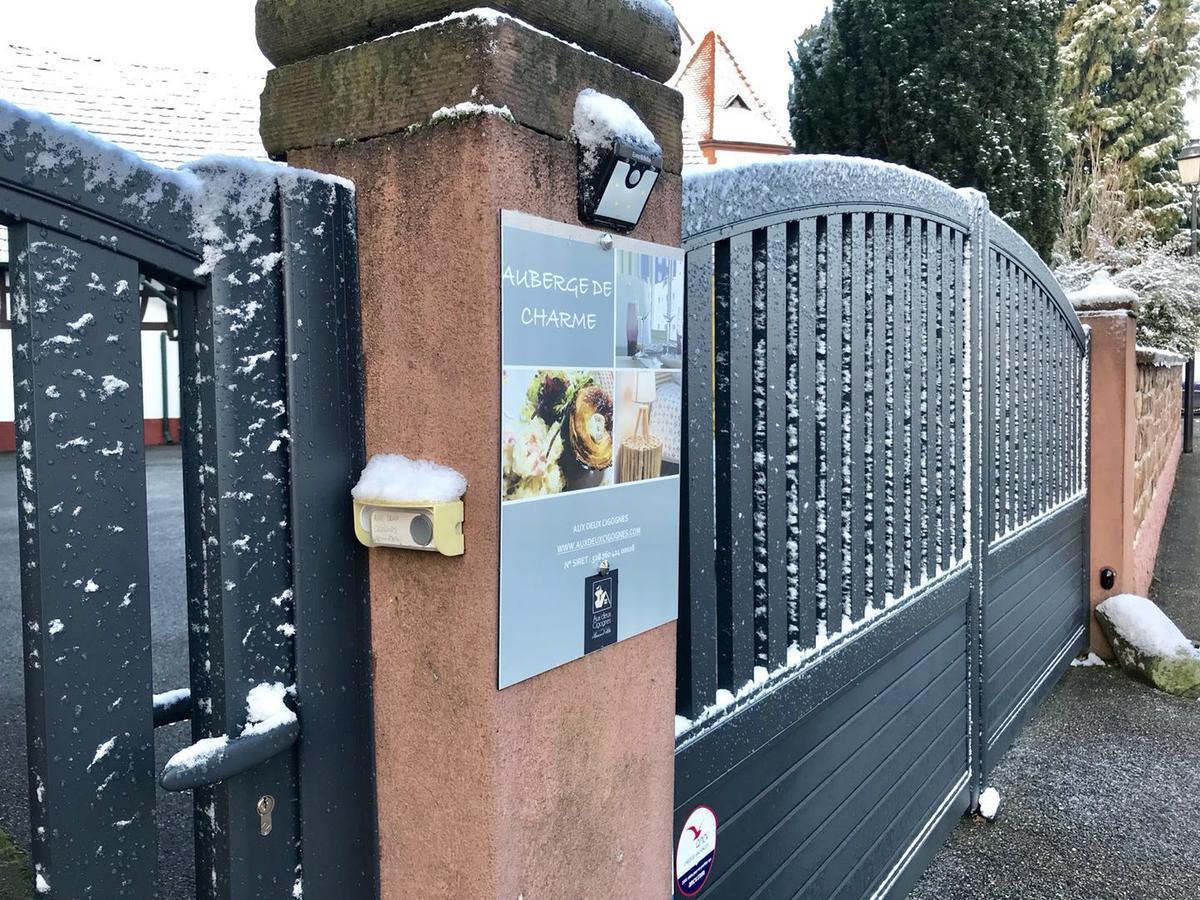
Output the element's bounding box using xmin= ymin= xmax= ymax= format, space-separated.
xmin=1184 ymin=354 xmax=1195 ymax=454
xmin=964 ymin=189 xmax=992 ymax=809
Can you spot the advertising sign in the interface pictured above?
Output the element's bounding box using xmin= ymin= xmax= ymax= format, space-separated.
xmin=498 ymin=210 xmax=683 ymax=688
xmin=675 ymin=806 xmax=718 ymax=896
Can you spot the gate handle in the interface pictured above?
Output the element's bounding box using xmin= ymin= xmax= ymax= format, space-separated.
xmin=159 ymin=714 xmax=300 ymax=792
xmin=152 ymin=688 xmax=192 ymax=728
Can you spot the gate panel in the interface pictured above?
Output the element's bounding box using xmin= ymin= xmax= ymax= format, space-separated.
xmin=675 ymin=572 xmax=970 ymax=900
xmin=10 ymin=226 xmax=156 ymax=897
xmin=979 ymin=223 xmax=1089 ymax=773
xmin=675 ymin=160 xmax=978 ymax=900
xmin=181 ymin=167 xmax=302 ymax=898
xmin=280 ymin=175 xmax=376 ymax=897
xmin=675 ymin=159 xmax=1089 ymax=898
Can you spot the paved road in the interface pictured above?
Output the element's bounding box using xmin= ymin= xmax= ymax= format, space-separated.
xmin=0 ymin=446 xmax=195 ymax=899
xmin=912 ymin=453 xmax=1200 ymax=899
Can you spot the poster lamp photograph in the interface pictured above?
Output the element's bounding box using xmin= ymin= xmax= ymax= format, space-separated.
xmin=351 ymin=454 xmax=466 ymax=556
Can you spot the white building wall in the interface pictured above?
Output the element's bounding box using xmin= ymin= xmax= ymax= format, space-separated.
xmin=0 ymin=328 xmax=12 ymax=423
xmin=0 ymin=292 xmax=182 ymax=447
xmin=140 ymin=331 xmax=181 ymax=422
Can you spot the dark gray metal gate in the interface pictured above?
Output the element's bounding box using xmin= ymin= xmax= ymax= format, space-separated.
xmin=978 ymin=220 xmax=1089 ymax=771
xmin=2 ymin=100 xmax=376 ymax=898
xmin=674 ymin=158 xmax=1088 ymax=899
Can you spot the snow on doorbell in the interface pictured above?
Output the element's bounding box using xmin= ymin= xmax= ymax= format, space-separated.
xmin=351 ymin=453 xmax=466 ymax=556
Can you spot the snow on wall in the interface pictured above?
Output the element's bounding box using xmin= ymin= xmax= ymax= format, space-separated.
xmin=1068 ymin=270 xmax=1139 ymax=310
xmin=426 ymin=101 xmax=515 ymax=128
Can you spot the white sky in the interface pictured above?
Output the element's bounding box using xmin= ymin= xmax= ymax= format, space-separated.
xmin=5 ymin=0 xmax=269 ymax=74
xmin=3 ymin=0 xmax=1196 ymax=138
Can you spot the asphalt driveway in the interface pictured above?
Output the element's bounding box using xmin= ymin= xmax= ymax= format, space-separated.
xmin=911 ymin=453 xmax=1200 ymax=899
xmin=0 ymin=445 xmax=194 ymax=899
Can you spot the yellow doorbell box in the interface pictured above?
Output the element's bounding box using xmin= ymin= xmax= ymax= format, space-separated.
xmin=351 ymin=454 xmax=466 ymax=556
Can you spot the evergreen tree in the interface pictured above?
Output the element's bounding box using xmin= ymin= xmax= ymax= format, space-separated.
xmin=789 ymin=0 xmax=1066 ymax=259
xmin=1058 ymin=0 xmax=1199 ymax=254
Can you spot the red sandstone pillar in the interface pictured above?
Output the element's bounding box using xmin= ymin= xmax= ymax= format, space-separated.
xmin=1078 ymin=305 xmax=1137 ymax=657
xmin=256 ymin=3 xmax=683 ymax=896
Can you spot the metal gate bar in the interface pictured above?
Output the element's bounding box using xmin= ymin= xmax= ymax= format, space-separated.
xmin=280 ymin=175 xmax=377 ymax=898
xmin=11 ymin=225 xmax=157 ymax=898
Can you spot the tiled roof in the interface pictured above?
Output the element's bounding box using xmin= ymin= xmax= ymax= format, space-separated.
xmin=670 ymin=28 xmax=792 ymax=167
xmin=0 ymin=44 xmax=265 ymax=264
xmin=0 ymin=43 xmax=266 ymax=168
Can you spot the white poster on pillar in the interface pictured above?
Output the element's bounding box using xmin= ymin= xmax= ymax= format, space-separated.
xmin=497 ymin=209 xmax=683 ymax=689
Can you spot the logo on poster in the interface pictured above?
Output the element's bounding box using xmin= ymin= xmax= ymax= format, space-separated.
xmin=583 ymin=570 xmax=618 ymax=654
xmin=675 ymin=805 xmax=718 ymax=896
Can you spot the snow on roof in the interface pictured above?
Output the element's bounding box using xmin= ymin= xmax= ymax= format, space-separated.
xmin=0 ymin=43 xmax=266 ymax=264
xmin=670 ymin=29 xmax=792 ymax=167
xmin=0 ymin=44 xmax=265 ymax=169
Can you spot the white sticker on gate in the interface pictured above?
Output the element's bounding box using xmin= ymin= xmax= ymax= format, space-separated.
xmin=675 ymin=805 xmax=717 ymax=896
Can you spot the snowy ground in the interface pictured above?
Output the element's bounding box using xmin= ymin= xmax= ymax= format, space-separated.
xmin=0 ymin=446 xmax=194 ymax=899
xmin=912 ymin=453 xmax=1200 ymax=899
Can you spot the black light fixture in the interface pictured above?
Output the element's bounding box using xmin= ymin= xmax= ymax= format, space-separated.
xmin=578 ymin=138 xmax=663 ymax=232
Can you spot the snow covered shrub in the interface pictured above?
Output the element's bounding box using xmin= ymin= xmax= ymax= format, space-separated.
xmin=1054 ymin=234 xmax=1200 ymax=353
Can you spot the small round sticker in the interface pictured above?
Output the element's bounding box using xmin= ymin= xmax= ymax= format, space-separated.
xmin=675 ymin=805 xmax=717 ymax=896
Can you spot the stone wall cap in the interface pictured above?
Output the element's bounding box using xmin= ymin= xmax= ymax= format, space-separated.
xmin=260 ymin=13 xmax=683 ymax=171
xmin=1075 ymin=307 xmax=1137 ymax=320
xmin=1135 ymin=345 xmax=1189 ymax=368
xmin=1067 ymin=270 xmax=1139 ymax=313
xmin=256 ymin=0 xmax=682 ymax=83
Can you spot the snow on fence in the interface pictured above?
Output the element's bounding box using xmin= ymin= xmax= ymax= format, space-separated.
xmin=675 ymin=156 xmax=1089 ymax=730
xmin=1 ymin=98 xmax=373 ymax=898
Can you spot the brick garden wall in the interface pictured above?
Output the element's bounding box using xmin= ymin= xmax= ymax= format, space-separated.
xmin=1131 ymin=355 xmax=1185 ymax=595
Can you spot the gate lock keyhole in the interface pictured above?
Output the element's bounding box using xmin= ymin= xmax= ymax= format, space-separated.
xmin=257 ymin=795 xmax=275 ymax=836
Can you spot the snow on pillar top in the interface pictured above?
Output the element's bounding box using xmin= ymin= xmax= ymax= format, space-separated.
xmin=256 ymin=0 xmax=683 ymax=83
xmin=258 ymin=5 xmax=684 ymax=171
xmin=1067 ymin=270 xmax=1140 ymax=314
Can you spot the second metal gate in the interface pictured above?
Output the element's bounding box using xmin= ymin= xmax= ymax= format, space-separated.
xmin=673 ymin=157 xmax=1088 ymax=898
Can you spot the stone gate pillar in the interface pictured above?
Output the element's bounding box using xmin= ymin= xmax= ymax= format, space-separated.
xmin=257 ymin=3 xmax=683 ymax=896
xmin=1076 ymin=296 xmax=1138 ymax=657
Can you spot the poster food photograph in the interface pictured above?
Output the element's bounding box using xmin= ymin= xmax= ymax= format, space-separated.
xmin=498 ymin=210 xmax=683 ymax=688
